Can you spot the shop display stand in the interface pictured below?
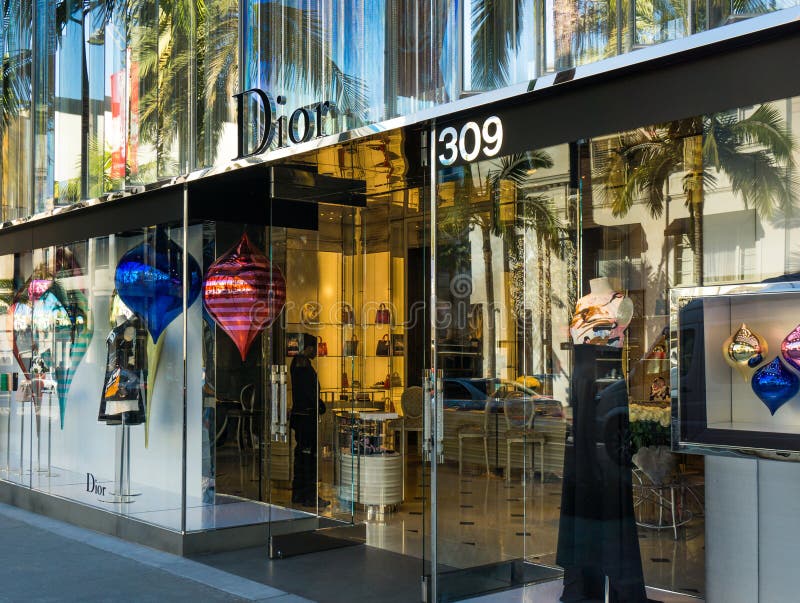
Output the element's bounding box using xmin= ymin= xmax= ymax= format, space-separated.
xmin=100 ymin=415 xmax=137 ymax=504
xmin=35 ymin=387 xmax=58 ymax=478
xmin=8 ymin=393 xmax=30 ymax=478
xmin=2 ymin=390 xmax=11 ymax=474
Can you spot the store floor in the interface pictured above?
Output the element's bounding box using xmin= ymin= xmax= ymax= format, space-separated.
xmin=216 ymin=443 xmax=705 ymax=600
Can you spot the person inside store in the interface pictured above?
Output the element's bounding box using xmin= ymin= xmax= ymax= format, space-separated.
xmin=289 ymin=335 xmax=329 ymax=508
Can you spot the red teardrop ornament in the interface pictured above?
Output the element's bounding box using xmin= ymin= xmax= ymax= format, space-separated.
xmin=203 ymin=234 xmax=286 ymax=361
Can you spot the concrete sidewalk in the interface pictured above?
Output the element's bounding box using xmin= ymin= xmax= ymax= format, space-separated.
xmin=0 ymin=503 xmax=312 ymax=603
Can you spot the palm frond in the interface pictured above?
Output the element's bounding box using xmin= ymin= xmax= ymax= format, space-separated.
xmin=265 ymin=4 xmax=369 ymax=119
xmin=717 ymin=147 xmax=793 ymax=218
xmin=728 ymin=104 xmax=795 ymax=166
xmin=471 ymin=0 xmax=526 ymax=90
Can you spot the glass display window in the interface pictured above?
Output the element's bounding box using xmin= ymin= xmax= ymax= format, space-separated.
xmin=673 ymin=281 xmax=800 ymax=454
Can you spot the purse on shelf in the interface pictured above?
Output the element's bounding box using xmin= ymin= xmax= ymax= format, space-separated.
xmin=375 ymin=303 xmax=391 ymax=325
xmin=341 ymin=303 xmax=355 ymax=325
xmin=391 ymin=334 xmax=404 ymax=356
xmin=287 ymin=334 xmax=300 ymax=356
xmin=301 ymin=301 xmax=321 ymax=324
xmin=390 ymin=371 xmax=402 ymax=388
xmin=376 ymin=334 xmax=390 ymax=356
xmin=344 ymin=333 xmax=359 ymax=356
xmin=317 ymin=340 xmax=328 ymax=356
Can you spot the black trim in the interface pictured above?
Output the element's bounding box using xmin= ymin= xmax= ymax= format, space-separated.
xmin=0 ymin=185 xmax=183 ymax=255
xmin=0 ymin=161 xmax=365 ymax=251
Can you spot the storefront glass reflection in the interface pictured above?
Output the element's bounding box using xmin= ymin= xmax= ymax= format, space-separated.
xmin=433 ymin=94 xmax=799 ymax=599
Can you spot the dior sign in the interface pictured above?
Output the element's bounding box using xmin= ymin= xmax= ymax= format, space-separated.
xmin=234 ymin=89 xmax=334 ymax=160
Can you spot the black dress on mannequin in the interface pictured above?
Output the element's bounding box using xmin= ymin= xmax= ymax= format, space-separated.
xmin=98 ymin=315 xmax=147 ymax=426
xmin=557 ymin=344 xmax=650 ymax=603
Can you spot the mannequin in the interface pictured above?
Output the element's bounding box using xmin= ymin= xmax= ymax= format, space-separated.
xmin=570 ymin=277 xmax=634 ymax=348
xmin=98 ymin=313 xmax=146 ymax=426
xmin=558 ymin=278 xmax=654 ymax=603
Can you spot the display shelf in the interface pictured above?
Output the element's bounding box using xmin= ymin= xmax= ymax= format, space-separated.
xmin=672 ymin=282 xmax=800 ymax=456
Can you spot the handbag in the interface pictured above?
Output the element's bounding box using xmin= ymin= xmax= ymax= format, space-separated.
xmin=376 ymin=334 xmax=390 ymax=356
xmin=287 ymin=334 xmax=300 ymax=356
xmin=344 ymin=333 xmax=359 ymax=356
xmin=390 ymin=371 xmax=402 ymax=387
xmin=391 ymin=334 xmax=404 ymax=356
xmin=301 ymin=302 xmax=321 ymax=324
xmin=375 ymin=303 xmax=390 ymax=325
xmin=341 ymin=303 xmax=355 ymax=325
xmin=317 ymin=340 xmax=328 ymax=356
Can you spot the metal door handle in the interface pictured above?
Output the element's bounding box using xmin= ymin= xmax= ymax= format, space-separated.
xmin=423 ymin=369 xmax=432 ymax=461
xmin=435 ymin=370 xmax=444 ymax=464
xmin=270 ymin=366 xmax=280 ymax=442
xmin=279 ymin=365 xmax=288 ymax=441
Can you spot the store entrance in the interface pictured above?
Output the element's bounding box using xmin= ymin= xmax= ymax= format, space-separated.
xmin=209 ymin=174 xmax=430 ymax=558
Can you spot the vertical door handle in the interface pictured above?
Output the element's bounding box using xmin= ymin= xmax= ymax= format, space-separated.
xmin=279 ymin=365 xmax=288 ymax=441
xmin=435 ymin=369 xmax=444 ymax=464
xmin=270 ymin=366 xmax=280 ymax=442
xmin=423 ymin=369 xmax=433 ymax=461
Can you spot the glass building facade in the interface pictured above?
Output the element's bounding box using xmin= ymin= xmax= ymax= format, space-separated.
xmin=2 ymin=3 xmax=800 ymax=602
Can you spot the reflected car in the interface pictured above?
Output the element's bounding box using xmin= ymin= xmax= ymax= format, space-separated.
xmin=442 ymin=377 xmax=565 ymax=417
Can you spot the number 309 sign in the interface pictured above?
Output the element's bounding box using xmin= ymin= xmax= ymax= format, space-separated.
xmin=437 ymin=116 xmax=503 ymax=166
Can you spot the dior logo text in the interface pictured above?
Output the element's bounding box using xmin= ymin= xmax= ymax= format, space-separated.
xmin=234 ymin=89 xmax=334 ymax=159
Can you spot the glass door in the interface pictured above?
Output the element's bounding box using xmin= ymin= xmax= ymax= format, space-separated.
xmin=266 ymin=199 xmax=364 ymax=557
xmin=431 ymin=141 xmax=577 ymax=600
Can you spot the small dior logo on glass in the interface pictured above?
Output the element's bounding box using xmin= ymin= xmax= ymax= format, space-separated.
xmin=86 ymin=473 xmax=106 ymax=496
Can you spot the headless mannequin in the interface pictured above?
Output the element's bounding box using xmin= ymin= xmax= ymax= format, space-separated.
xmin=559 ymin=278 xmax=654 ymax=603
xmin=570 ymin=278 xmax=633 ymax=348
xmin=98 ymin=312 xmax=146 ymax=425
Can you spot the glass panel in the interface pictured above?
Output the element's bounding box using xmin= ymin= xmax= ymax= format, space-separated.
xmin=157 ymin=2 xmax=193 ymax=176
xmin=16 ymin=224 xmax=192 ymax=530
xmin=434 ymin=146 xmax=576 ymax=600
xmin=1 ymin=0 xmax=33 ymax=220
xmin=1 ymin=244 xmax=34 ymax=487
xmin=432 ymin=93 xmax=800 ymax=601
xmin=196 ymin=0 xmax=239 ymax=168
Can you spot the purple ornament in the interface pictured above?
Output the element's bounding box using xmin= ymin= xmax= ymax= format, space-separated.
xmin=203 ymin=233 xmax=286 ymax=361
xmin=751 ymin=357 xmax=799 ymax=416
xmin=115 ymin=231 xmax=201 ymax=343
xmin=781 ymin=323 xmax=800 ymax=373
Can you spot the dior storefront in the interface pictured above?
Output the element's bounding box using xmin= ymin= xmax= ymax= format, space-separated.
xmin=2 ymin=2 xmax=800 ymax=602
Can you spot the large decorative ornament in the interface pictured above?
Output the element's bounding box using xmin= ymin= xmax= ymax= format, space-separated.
xmin=48 ymin=245 xmax=93 ymax=426
xmin=723 ymin=323 xmax=767 ymax=382
xmin=751 ymin=357 xmax=799 ymax=416
xmin=203 ymin=233 xmax=286 ymax=361
xmin=53 ymin=287 xmax=93 ymax=429
xmin=11 ymin=276 xmax=48 ymax=434
xmin=780 ymin=323 xmax=800 ymax=374
xmin=115 ymin=231 xmax=202 ymax=344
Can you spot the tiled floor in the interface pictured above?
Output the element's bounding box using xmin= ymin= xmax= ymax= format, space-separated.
xmin=216 ymin=443 xmax=706 ymax=601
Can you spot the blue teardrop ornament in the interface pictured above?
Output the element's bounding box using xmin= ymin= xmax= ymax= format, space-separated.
xmin=751 ymin=357 xmax=799 ymax=416
xmin=115 ymin=231 xmax=201 ymax=343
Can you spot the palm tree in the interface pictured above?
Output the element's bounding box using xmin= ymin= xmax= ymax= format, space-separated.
xmin=1 ymin=0 xmax=33 ymax=219
xmin=439 ymin=151 xmax=560 ymax=377
xmin=601 ymin=104 xmax=795 ymax=284
xmin=470 ymin=0 xmax=526 ymax=89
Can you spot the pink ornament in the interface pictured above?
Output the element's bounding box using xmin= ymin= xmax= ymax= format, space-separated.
xmin=203 ymin=233 xmax=286 ymax=361
xmin=781 ymin=323 xmax=800 ymax=373
xmin=28 ymin=278 xmax=52 ymax=302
